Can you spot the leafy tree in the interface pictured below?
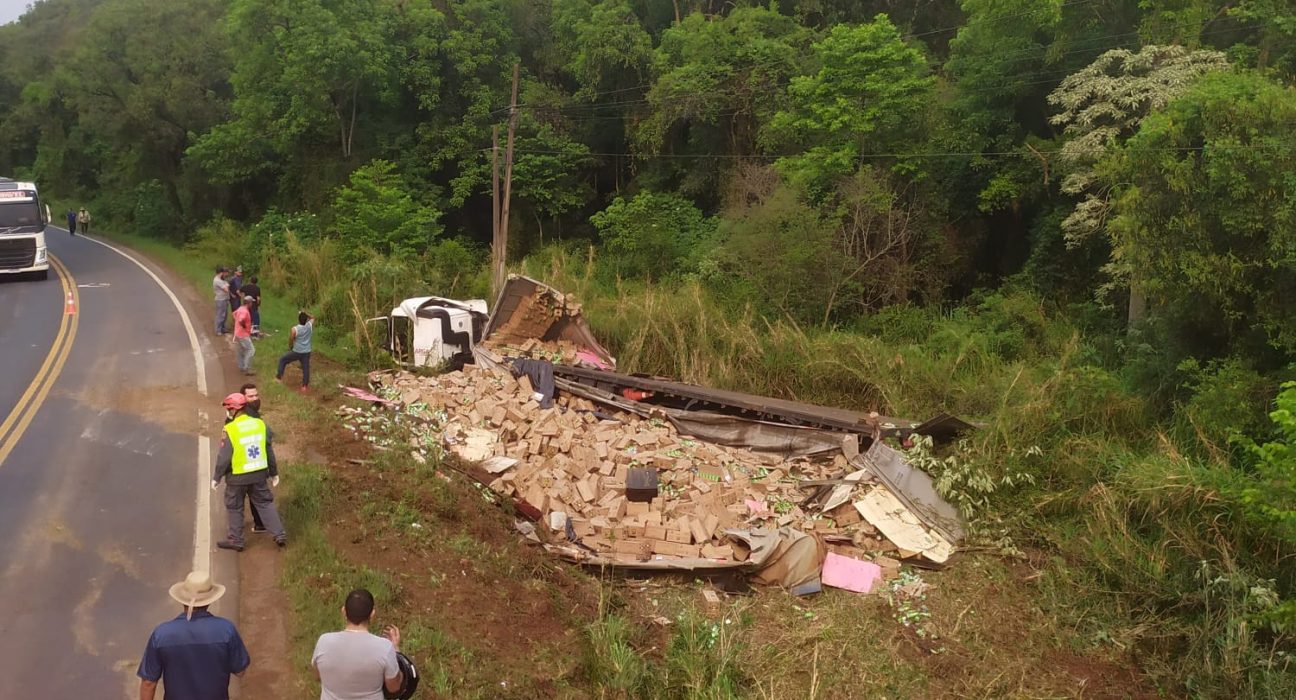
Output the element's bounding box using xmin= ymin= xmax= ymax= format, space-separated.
xmin=331 ymin=159 xmax=442 ymax=260
xmin=946 ymin=0 xmax=1061 ymax=142
xmin=12 ymin=0 xmax=231 ymax=224
xmin=590 ymin=191 xmax=715 ymax=278
xmin=941 ymin=0 xmax=1061 ymax=213
xmin=1100 ymin=71 xmax=1296 ymax=353
xmin=1229 ymin=0 xmax=1296 ymax=79
xmin=408 ymin=0 xmax=518 ymax=210
xmin=191 ymin=0 xmax=399 ymax=186
xmin=1238 ymin=382 xmax=1296 ymax=537
xmin=1049 ymin=45 xmax=1229 ymax=247
xmin=553 ymin=0 xmax=654 ymax=100
xmin=635 ymin=7 xmax=810 ymax=200
xmin=763 ymin=16 xmax=934 ymax=196
xmin=509 ymin=123 xmax=596 ymax=224
xmin=638 ymin=7 xmax=810 ymax=155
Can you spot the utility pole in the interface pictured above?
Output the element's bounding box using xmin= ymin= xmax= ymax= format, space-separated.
xmin=491 ymin=125 xmax=501 ymax=294
xmin=495 ymin=62 xmax=520 ymax=296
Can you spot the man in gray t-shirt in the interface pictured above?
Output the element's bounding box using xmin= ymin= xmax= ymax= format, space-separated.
xmin=277 ymin=312 xmax=314 ymax=391
xmin=312 ymin=588 xmax=403 ymax=700
xmin=213 ymin=268 xmax=231 ymax=335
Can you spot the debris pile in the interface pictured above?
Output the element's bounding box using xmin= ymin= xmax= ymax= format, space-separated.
xmin=352 ymin=363 xmax=957 ymax=584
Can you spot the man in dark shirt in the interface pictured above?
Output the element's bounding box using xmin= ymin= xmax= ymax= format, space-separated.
xmin=138 ymin=571 xmax=250 ymax=700
xmin=241 ymin=275 xmax=262 ymax=335
xmin=229 ymin=267 xmax=244 ymax=310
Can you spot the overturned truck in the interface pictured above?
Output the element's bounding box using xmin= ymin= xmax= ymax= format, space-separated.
xmin=357 ymin=276 xmax=974 ymax=593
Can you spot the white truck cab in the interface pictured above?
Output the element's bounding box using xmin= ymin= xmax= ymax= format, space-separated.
xmin=373 ymin=296 xmax=490 ymax=368
xmin=0 ymin=178 xmax=51 ymax=281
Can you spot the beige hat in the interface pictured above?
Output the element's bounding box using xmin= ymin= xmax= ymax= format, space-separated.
xmin=169 ymin=571 xmax=226 ymax=614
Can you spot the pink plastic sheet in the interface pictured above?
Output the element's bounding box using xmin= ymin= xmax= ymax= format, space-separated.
xmin=821 ymin=552 xmax=883 ymax=593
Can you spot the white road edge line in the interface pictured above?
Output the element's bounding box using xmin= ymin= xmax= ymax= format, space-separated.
xmin=76 ymin=233 xmax=213 ymax=573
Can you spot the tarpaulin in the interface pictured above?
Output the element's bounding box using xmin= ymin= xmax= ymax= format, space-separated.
xmin=548 ymin=526 xmax=826 ymax=590
xmin=554 ymin=377 xmax=848 ymax=460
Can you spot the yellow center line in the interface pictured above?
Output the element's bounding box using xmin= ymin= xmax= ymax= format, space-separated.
xmin=0 ymin=254 xmax=79 ymax=466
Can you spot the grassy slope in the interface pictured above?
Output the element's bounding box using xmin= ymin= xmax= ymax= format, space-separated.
xmin=101 ymin=232 xmax=1260 ymax=697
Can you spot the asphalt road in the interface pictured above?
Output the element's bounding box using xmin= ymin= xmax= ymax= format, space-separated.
xmin=0 ymin=229 xmax=220 ymax=698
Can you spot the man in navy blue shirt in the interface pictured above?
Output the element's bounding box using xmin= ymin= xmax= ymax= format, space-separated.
xmin=138 ymin=571 xmax=251 ymax=700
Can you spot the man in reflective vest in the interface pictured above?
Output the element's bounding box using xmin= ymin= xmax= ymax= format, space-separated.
xmin=213 ymin=392 xmax=286 ymax=550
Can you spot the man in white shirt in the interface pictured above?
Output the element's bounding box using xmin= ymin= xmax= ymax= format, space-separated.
xmin=213 ymin=267 xmax=231 ymax=335
xmin=312 ymin=589 xmax=403 ymax=700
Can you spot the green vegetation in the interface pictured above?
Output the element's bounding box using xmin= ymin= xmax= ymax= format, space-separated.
xmin=9 ymin=0 xmax=1296 ymax=694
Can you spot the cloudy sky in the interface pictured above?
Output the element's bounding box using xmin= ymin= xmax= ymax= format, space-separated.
xmin=0 ymin=1 xmax=29 ymax=25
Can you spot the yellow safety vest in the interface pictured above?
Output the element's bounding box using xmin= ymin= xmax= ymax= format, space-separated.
xmin=224 ymin=414 xmax=269 ymax=475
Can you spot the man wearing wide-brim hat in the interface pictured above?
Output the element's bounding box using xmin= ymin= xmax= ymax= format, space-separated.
xmin=137 ymin=571 xmax=251 ymax=700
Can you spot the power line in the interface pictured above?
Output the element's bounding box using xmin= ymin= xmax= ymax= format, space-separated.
xmin=482 ymin=142 xmax=1296 ymax=162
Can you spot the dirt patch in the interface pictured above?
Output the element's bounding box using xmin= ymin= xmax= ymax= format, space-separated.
xmin=321 ymin=446 xmax=601 ymax=695
xmin=1043 ymin=652 xmax=1161 ymax=700
xmin=236 ymin=542 xmax=299 ymax=699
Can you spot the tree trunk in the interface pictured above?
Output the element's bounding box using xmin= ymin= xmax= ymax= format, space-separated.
xmin=1127 ymin=283 xmax=1147 ymax=332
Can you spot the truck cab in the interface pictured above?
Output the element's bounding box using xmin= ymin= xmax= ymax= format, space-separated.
xmin=375 ymin=296 xmax=490 ymax=369
xmin=0 ymin=178 xmax=51 ymax=281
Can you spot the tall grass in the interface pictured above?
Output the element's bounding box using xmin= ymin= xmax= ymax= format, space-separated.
xmin=521 ymin=245 xmax=1296 ymax=695
xmin=583 ymin=585 xmax=747 ymax=700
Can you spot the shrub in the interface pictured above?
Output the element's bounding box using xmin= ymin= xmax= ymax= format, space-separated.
xmin=184 ymin=217 xmax=250 ymax=270
xmin=330 ymin=159 xmax=442 ymax=262
xmin=591 ymin=191 xmax=716 ymax=280
xmin=132 ymin=179 xmax=183 ymax=241
xmin=1175 ymin=359 xmax=1276 ymax=461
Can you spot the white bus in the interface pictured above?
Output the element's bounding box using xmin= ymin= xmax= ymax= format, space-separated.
xmin=0 ymin=177 xmax=51 ymax=281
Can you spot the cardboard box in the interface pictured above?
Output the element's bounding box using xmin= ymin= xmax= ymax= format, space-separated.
xmin=651 ymin=540 xmax=702 ymax=558
xmin=666 ymin=529 xmax=692 ymax=545
xmin=701 ymin=544 xmax=733 ymax=559
xmin=612 ymin=538 xmax=652 ymax=557
xmin=688 ymin=518 xmax=711 ymax=544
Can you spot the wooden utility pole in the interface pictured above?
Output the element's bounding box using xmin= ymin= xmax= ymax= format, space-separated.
xmin=491 ymin=125 xmax=501 ymax=293
xmin=493 ymin=62 xmax=521 ymax=296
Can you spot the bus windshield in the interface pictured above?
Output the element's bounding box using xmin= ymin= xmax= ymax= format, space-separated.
xmin=0 ymin=201 xmax=42 ymax=229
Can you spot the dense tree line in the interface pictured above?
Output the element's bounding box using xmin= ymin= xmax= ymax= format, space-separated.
xmin=2 ymin=1 xmax=1291 ymax=351
xmin=4 ymin=1 xmax=1296 ymax=689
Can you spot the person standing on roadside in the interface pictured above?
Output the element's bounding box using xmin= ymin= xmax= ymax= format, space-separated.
xmin=76 ymin=207 xmax=91 ymax=234
xmin=312 ymin=589 xmax=404 ymax=700
xmin=277 ymin=311 xmax=314 ymax=391
xmin=229 ymin=267 xmax=244 ymax=312
xmin=213 ymin=267 xmax=231 ymax=335
xmin=241 ymin=275 xmax=262 ymax=336
xmin=233 ymin=296 xmax=256 ymax=375
xmin=213 ymin=392 xmax=286 ymax=550
xmin=235 ymin=382 xmax=268 ymax=535
xmin=137 ymin=570 xmax=250 ymax=700
xmin=65 ymin=209 xmax=76 ymax=236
